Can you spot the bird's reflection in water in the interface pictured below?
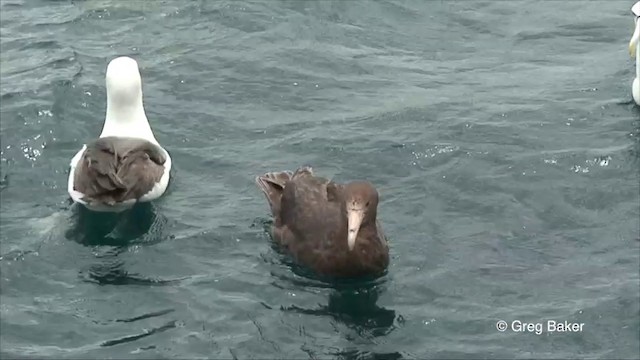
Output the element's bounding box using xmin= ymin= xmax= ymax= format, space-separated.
xmin=283 ymin=280 xmax=397 ymax=337
xmin=281 ymin=276 xmax=403 ymax=360
xmin=65 ymin=202 xmax=175 ymax=286
xmin=65 ymin=202 xmax=161 ymax=247
xmin=80 ymin=257 xmax=179 ymax=286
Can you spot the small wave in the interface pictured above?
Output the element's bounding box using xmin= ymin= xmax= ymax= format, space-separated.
xmin=115 ymin=308 xmax=175 ymax=323
xmin=100 ymin=320 xmax=177 ymax=347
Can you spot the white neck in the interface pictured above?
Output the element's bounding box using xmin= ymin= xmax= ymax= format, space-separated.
xmin=636 ymin=24 xmax=639 ymax=80
xmin=635 ymin=18 xmax=640 ymax=79
xmin=99 ymin=85 xmax=158 ymax=144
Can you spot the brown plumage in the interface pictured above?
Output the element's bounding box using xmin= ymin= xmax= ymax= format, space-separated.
xmin=255 ymin=166 xmax=389 ymax=278
xmin=73 ymin=136 xmax=166 ymax=206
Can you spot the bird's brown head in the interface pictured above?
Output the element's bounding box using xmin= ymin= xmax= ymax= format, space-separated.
xmin=343 ymin=181 xmax=379 ymax=251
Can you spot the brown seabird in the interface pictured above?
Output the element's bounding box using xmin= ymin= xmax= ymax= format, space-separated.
xmin=255 ymin=166 xmax=389 ymax=278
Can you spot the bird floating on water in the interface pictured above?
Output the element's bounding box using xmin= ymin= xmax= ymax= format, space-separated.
xmin=630 ymin=1 xmax=640 ymax=105
xmin=67 ymin=56 xmax=172 ymax=212
xmin=255 ymin=166 xmax=389 ymax=278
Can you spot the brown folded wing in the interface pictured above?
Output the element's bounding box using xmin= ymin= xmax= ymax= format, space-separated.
xmin=74 ymin=136 xmax=166 ymax=206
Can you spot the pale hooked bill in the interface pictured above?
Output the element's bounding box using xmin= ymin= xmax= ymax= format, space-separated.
xmin=630 ymin=1 xmax=640 ymax=105
xmin=67 ymin=56 xmax=172 ymax=212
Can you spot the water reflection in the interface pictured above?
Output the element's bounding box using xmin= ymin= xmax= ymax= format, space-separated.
xmin=65 ymin=202 xmax=174 ymax=286
xmin=282 ymin=278 xmax=402 ymax=359
xmin=285 ymin=283 xmax=396 ymax=337
xmin=79 ymin=255 xmax=179 ymax=286
xmin=65 ymin=202 xmax=163 ymax=247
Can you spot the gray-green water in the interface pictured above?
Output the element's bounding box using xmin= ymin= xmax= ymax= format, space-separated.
xmin=1 ymin=0 xmax=639 ymax=359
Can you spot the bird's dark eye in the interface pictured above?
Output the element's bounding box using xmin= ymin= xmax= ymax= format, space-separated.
xmin=366 ymin=201 xmax=370 ymax=207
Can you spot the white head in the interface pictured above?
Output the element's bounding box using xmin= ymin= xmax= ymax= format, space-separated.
xmin=100 ymin=56 xmax=157 ymax=143
xmin=106 ymin=56 xmax=143 ymax=106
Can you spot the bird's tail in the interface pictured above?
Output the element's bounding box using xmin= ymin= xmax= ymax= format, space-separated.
xmin=255 ymin=170 xmax=294 ymax=216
